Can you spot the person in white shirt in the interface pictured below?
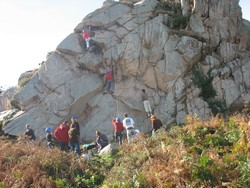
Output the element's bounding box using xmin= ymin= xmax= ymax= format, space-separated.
xmin=122 ymin=113 xmax=135 ymax=142
xmin=141 ymin=89 xmax=152 ymax=117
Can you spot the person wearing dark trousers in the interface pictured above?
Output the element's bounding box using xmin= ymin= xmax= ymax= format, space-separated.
xmin=68 ymin=116 xmax=81 ymax=156
xmin=112 ymin=117 xmax=124 ymax=145
xmin=96 ymin=131 xmax=109 ymax=151
xmin=54 ymin=121 xmax=70 ymax=151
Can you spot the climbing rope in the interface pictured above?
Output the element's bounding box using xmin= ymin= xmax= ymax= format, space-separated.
xmin=110 ymin=38 xmax=120 ymax=117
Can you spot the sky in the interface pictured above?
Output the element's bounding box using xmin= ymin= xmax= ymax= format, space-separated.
xmin=0 ymin=0 xmax=104 ymax=89
xmin=0 ymin=0 xmax=249 ymax=89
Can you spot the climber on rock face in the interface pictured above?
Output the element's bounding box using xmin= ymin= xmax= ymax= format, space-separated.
xmin=82 ymin=27 xmax=91 ymax=49
xmin=141 ymin=89 xmax=152 ymax=117
xmin=103 ymin=65 xmax=114 ymax=94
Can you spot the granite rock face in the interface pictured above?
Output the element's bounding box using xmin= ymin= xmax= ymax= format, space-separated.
xmin=2 ymin=0 xmax=250 ymax=142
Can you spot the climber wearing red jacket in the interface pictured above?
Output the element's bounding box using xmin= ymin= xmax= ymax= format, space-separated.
xmin=82 ymin=28 xmax=91 ymax=49
xmin=104 ymin=65 xmax=115 ymax=94
xmin=112 ymin=117 xmax=124 ymax=145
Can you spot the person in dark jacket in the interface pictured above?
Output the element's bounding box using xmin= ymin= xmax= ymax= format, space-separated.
xmin=45 ymin=127 xmax=54 ymax=148
xmin=68 ymin=116 xmax=81 ymax=156
xmin=112 ymin=117 xmax=124 ymax=145
xmin=96 ymin=131 xmax=109 ymax=150
xmin=54 ymin=121 xmax=70 ymax=151
xmin=150 ymin=115 xmax=163 ymax=135
xmin=25 ymin=124 xmax=36 ymax=141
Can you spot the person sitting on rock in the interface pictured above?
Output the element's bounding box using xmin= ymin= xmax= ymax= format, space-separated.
xmin=96 ymin=130 xmax=109 ymax=151
xmin=141 ymin=89 xmax=152 ymax=117
xmin=103 ymin=65 xmax=114 ymax=94
xmin=24 ymin=124 xmax=36 ymax=141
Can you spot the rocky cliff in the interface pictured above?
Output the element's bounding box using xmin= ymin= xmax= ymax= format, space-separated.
xmin=2 ymin=0 xmax=250 ymax=141
xmin=0 ymin=87 xmax=16 ymax=112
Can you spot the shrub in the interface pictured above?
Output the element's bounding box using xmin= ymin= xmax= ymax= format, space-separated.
xmin=9 ymin=99 xmax=21 ymax=110
xmin=238 ymin=159 xmax=250 ymax=187
xmin=18 ymin=76 xmax=31 ymax=87
xmin=18 ymin=69 xmax=37 ymax=88
xmin=173 ymin=14 xmax=190 ymax=29
xmin=154 ymin=1 xmax=181 ymax=17
xmin=191 ymin=68 xmax=227 ymax=116
xmin=207 ymin=99 xmax=227 ymax=116
xmin=3 ymin=109 xmax=19 ymax=121
xmin=1 ymin=115 xmax=249 ymax=187
xmin=46 ymin=51 xmax=53 ymax=59
xmin=192 ymin=68 xmax=216 ymax=99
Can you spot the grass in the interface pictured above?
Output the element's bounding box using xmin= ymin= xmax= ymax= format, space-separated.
xmin=103 ymin=114 xmax=250 ymax=187
xmin=0 ymin=114 xmax=249 ymax=187
xmin=0 ymin=135 xmax=114 ymax=188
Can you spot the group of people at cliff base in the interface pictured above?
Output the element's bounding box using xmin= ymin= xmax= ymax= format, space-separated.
xmin=24 ymin=88 xmax=163 ymax=157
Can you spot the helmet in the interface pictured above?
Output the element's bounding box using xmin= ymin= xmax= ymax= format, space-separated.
xmin=116 ymin=117 xmax=121 ymax=122
xmin=45 ymin=127 xmax=52 ymax=133
xmin=71 ymin=115 xmax=77 ymax=119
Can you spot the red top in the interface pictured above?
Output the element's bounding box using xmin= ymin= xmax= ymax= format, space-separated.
xmin=112 ymin=119 xmax=124 ymax=132
xmin=54 ymin=123 xmax=70 ymax=143
xmin=82 ymin=31 xmax=90 ymax=40
xmin=105 ymin=70 xmax=113 ymax=80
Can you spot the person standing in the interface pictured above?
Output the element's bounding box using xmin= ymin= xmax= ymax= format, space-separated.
xmin=150 ymin=115 xmax=163 ymax=135
xmin=122 ymin=113 xmax=135 ymax=142
xmin=141 ymin=89 xmax=152 ymax=117
xmin=54 ymin=121 xmax=70 ymax=151
xmin=112 ymin=117 xmax=124 ymax=145
xmin=68 ymin=116 xmax=81 ymax=156
xmin=45 ymin=127 xmax=54 ymax=148
xmin=24 ymin=124 xmax=36 ymax=141
xmin=96 ymin=131 xmax=109 ymax=151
